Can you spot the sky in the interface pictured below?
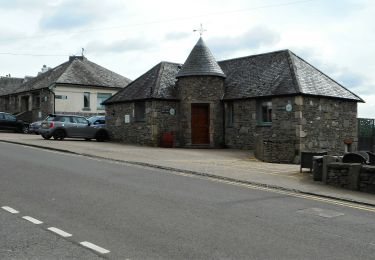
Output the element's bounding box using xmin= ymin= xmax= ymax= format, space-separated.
xmin=0 ymin=0 xmax=374 ymax=117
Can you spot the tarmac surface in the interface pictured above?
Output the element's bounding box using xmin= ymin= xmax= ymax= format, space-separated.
xmin=0 ymin=132 xmax=374 ymax=206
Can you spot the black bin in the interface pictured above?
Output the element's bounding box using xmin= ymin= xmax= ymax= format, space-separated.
xmin=312 ymin=156 xmax=324 ymax=181
xmin=300 ymin=151 xmax=327 ymax=172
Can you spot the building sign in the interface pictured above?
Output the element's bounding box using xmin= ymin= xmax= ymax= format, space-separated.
xmin=124 ymin=115 xmax=130 ymax=124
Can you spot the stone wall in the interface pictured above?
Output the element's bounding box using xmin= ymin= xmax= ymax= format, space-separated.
xmin=0 ymin=89 xmax=54 ymax=122
xmin=177 ymin=76 xmax=225 ymax=147
xmin=105 ymin=100 xmax=179 ymax=146
xmin=300 ymin=96 xmax=358 ymax=156
xmin=359 ymin=165 xmax=375 ymax=193
xmin=325 ymin=162 xmax=375 ymax=194
xmin=224 ymin=96 xmax=298 ymax=163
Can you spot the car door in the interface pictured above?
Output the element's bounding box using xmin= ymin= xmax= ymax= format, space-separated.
xmin=72 ymin=116 xmax=96 ymax=138
xmin=0 ymin=113 xmax=7 ymax=130
xmin=4 ymin=113 xmax=18 ymax=131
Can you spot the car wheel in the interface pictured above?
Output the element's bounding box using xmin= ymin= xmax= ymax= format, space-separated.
xmin=84 ymin=138 xmax=91 ymax=141
xmin=22 ymin=125 xmax=29 ymax=134
xmin=42 ymin=134 xmax=51 ymax=140
xmin=95 ymin=130 xmax=108 ymax=142
xmin=53 ymin=129 xmax=66 ymax=140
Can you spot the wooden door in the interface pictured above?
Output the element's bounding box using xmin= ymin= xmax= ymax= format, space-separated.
xmin=191 ymin=104 xmax=209 ymax=144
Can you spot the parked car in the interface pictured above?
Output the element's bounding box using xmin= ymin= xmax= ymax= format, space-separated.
xmin=87 ymin=115 xmax=106 ymax=128
xmin=0 ymin=112 xmax=29 ymax=133
xmin=29 ymin=116 xmax=55 ymax=134
xmin=39 ymin=114 xmax=110 ymax=141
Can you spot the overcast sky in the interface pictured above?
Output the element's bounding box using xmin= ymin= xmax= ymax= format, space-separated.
xmin=0 ymin=0 xmax=374 ymax=117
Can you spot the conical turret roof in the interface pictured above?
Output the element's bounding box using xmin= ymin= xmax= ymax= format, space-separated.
xmin=176 ymin=37 xmax=226 ymax=78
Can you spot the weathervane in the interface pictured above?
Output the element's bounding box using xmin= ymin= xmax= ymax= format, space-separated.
xmin=193 ymin=24 xmax=206 ymax=36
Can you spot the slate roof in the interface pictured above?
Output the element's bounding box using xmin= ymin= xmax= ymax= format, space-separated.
xmin=104 ymin=62 xmax=181 ymax=104
xmin=0 ymin=56 xmax=131 ymax=96
xmin=0 ymin=77 xmax=25 ymax=96
xmin=220 ymin=50 xmax=363 ymax=101
xmin=103 ymin=47 xmax=363 ymax=104
xmin=176 ymin=37 xmax=226 ymax=78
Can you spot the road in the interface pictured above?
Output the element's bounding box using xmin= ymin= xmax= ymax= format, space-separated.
xmin=1 ymin=141 xmax=375 ymax=259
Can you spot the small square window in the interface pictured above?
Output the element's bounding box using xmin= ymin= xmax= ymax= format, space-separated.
xmin=257 ymin=100 xmax=272 ymax=125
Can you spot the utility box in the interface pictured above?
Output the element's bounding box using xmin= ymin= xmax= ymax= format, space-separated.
xmin=300 ymin=151 xmax=327 ymax=172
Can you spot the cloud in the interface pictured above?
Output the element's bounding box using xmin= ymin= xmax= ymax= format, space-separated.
xmin=39 ymin=0 xmax=118 ymax=30
xmin=165 ymin=31 xmax=190 ymax=41
xmin=86 ymin=38 xmax=154 ymax=54
xmin=0 ymin=0 xmax=47 ymax=9
xmin=207 ymin=26 xmax=280 ymax=57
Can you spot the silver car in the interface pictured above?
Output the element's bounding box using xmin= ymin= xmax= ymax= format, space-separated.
xmin=39 ymin=114 xmax=109 ymax=142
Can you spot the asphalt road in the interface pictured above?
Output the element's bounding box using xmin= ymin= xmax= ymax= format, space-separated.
xmin=1 ymin=141 xmax=375 ymax=259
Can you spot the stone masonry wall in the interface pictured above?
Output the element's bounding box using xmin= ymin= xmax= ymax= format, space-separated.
xmin=326 ymin=162 xmax=375 ymax=194
xmin=359 ymin=165 xmax=375 ymax=193
xmin=177 ymin=76 xmax=225 ymax=147
xmin=105 ymin=100 xmax=179 ymax=146
xmin=0 ymin=89 xmax=54 ymax=122
xmin=300 ymin=96 xmax=358 ymax=156
xmin=225 ymin=96 xmax=298 ymax=163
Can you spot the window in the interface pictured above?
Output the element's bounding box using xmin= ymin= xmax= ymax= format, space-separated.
xmin=97 ymin=93 xmax=112 ymax=109
xmin=4 ymin=113 xmax=16 ymax=121
xmin=225 ymin=102 xmax=234 ymax=127
xmin=55 ymin=95 xmax=68 ymax=100
xmin=257 ymin=100 xmax=272 ymax=125
xmin=72 ymin=116 xmax=88 ymax=124
xmin=135 ymin=102 xmax=146 ymax=122
xmin=83 ymin=92 xmax=90 ymax=110
xmin=33 ymin=95 xmax=40 ymax=108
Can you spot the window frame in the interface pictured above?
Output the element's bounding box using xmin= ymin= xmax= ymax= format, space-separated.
xmin=97 ymin=93 xmax=112 ymax=110
xmin=225 ymin=102 xmax=234 ymax=127
xmin=134 ymin=101 xmax=146 ymax=122
xmin=83 ymin=92 xmax=91 ymax=110
xmin=257 ymin=99 xmax=272 ymax=126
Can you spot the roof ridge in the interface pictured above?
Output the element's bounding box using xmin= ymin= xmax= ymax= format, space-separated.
xmin=218 ymin=49 xmax=290 ymax=64
xmin=54 ymin=59 xmax=75 ymax=84
xmin=285 ymin=50 xmax=302 ymax=94
xmin=289 ymin=50 xmax=364 ymax=102
xmin=151 ymin=62 xmax=164 ymax=98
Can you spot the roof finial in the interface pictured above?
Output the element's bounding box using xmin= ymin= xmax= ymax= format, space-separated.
xmin=81 ymin=47 xmax=85 ymax=57
xmin=193 ymin=23 xmax=206 ymax=37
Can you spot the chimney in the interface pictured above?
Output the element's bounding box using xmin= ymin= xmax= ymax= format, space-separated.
xmin=69 ymin=55 xmax=85 ymax=62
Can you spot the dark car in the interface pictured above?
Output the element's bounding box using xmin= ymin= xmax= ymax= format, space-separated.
xmin=0 ymin=112 xmax=29 ymax=133
xmin=39 ymin=114 xmax=109 ymax=141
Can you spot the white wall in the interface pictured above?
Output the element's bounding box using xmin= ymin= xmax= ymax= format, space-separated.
xmin=54 ymin=85 xmax=119 ymax=114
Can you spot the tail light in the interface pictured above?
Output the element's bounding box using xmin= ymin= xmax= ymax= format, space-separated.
xmin=49 ymin=122 xmax=54 ymax=128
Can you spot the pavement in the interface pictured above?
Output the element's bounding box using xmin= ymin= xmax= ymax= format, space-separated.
xmin=0 ymin=132 xmax=374 ymax=206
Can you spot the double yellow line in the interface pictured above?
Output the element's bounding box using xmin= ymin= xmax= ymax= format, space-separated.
xmin=172 ymin=171 xmax=375 ymax=213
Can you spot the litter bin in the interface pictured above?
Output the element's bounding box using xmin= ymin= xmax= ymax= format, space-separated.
xmin=312 ymin=156 xmax=324 ymax=181
xmin=300 ymin=151 xmax=327 ymax=172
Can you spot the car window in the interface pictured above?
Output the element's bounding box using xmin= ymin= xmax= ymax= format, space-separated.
xmin=73 ymin=117 xmax=88 ymax=124
xmin=4 ymin=114 xmax=16 ymax=121
xmin=0 ymin=113 xmax=4 ymax=120
xmin=94 ymin=119 xmax=105 ymax=125
xmin=54 ymin=116 xmax=71 ymax=123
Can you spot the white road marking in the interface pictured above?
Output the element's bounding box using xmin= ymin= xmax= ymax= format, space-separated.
xmin=48 ymin=227 xmax=72 ymax=237
xmin=22 ymin=216 xmax=43 ymax=224
xmin=1 ymin=206 xmax=19 ymax=214
xmin=80 ymin=241 xmax=110 ymax=254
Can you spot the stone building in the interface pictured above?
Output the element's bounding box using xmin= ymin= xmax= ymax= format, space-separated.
xmin=0 ymin=56 xmax=131 ymax=123
xmin=104 ymin=37 xmax=363 ymax=163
